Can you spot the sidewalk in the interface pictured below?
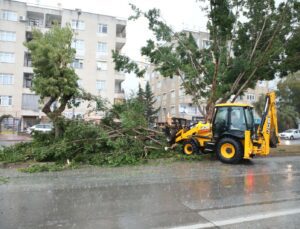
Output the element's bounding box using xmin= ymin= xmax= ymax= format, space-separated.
xmin=0 ymin=133 xmax=32 ymax=142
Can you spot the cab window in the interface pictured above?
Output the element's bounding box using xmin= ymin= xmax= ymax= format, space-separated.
xmin=229 ymin=107 xmax=246 ymax=131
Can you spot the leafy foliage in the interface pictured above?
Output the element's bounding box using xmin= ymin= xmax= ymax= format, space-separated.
xmin=113 ymin=1 xmax=300 ymax=120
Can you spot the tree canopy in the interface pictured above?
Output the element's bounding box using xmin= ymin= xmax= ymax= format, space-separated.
xmin=113 ymin=0 xmax=300 ymax=120
xmin=25 ymin=25 xmax=105 ymax=137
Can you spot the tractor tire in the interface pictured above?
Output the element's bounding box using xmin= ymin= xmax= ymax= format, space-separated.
xmin=182 ymin=139 xmax=199 ymax=155
xmin=216 ymin=137 xmax=243 ymax=164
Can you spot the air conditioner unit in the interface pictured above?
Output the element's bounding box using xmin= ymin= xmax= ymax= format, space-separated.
xmin=19 ymin=16 xmax=27 ymax=22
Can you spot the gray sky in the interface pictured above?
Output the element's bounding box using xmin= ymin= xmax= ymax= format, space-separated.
xmin=22 ymin=0 xmax=209 ymax=92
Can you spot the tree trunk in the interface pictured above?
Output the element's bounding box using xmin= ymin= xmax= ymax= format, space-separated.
xmin=205 ymin=100 xmax=215 ymax=123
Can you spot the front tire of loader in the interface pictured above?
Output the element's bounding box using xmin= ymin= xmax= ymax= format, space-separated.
xmin=216 ymin=137 xmax=243 ymax=164
xmin=182 ymin=139 xmax=199 ymax=155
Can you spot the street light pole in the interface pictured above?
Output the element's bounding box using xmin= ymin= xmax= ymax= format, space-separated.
xmin=72 ymin=8 xmax=81 ymax=119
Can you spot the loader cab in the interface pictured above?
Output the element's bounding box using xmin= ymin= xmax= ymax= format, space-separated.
xmin=212 ymin=104 xmax=255 ymax=140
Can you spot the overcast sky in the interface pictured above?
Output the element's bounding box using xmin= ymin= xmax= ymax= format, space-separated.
xmin=21 ymin=0 xmax=209 ymax=93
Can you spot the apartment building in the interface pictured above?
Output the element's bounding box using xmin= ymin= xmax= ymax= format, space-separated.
xmin=149 ymin=30 xmax=269 ymax=122
xmin=0 ymin=0 xmax=126 ymax=130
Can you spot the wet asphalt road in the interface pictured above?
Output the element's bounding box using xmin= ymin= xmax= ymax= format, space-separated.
xmin=1 ymin=156 xmax=300 ymax=229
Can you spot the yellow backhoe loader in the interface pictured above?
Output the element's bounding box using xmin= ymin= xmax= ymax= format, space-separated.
xmin=164 ymin=92 xmax=280 ymax=164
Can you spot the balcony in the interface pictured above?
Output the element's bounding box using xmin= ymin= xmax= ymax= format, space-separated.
xmin=24 ymin=52 xmax=32 ymax=67
xmin=27 ymin=11 xmax=44 ymax=27
xmin=23 ymin=73 xmax=33 ymax=88
xmin=115 ymin=71 xmax=125 ymax=80
xmin=22 ymin=93 xmax=39 ymax=112
xmin=116 ymin=23 xmax=126 ymax=52
xmin=115 ymin=79 xmax=125 ymax=99
xmin=116 ymin=23 xmax=126 ymax=38
xmin=45 ymin=13 xmax=62 ymax=28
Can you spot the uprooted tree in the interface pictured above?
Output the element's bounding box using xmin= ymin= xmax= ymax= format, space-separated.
xmin=113 ymin=0 xmax=300 ymax=121
xmin=25 ymin=25 xmax=105 ymax=138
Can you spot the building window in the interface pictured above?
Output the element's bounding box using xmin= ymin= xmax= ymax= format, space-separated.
xmin=202 ymin=40 xmax=211 ymax=49
xmin=77 ymin=80 xmax=83 ymax=88
xmin=71 ymin=40 xmax=85 ymax=55
xmin=156 ymin=95 xmax=161 ymax=103
xmin=0 ymin=30 xmax=16 ymax=42
xmin=96 ymin=80 xmax=106 ymax=92
xmin=71 ymin=59 xmax=83 ymax=69
xmin=1 ymin=10 xmax=17 ymax=22
xmin=22 ymin=94 xmax=39 ymax=111
xmin=96 ymin=61 xmax=108 ymax=71
xmin=157 ymin=81 xmax=161 ymax=89
xmin=179 ymin=87 xmax=185 ymax=97
xmin=0 ymin=95 xmax=12 ymax=106
xmin=0 ymin=73 xmax=13 ymax=85
xmin=246 ymin=93 xmax=255 ymax=101
xmin=98 ymin=24 xmax=108 ymax=34
xmin=71 ymin=20 xmax=85 ymax=30
xmin=170 ymin=106 xmax=175 ymax=115
xmin=162 ymin=93 xmax=167 ymax=101
xmin=170 ymin=90 xmax=175 ymax=99
xmin=0 ymin=52 xmax=15 ymax=63
xmin=96 ymin=42 xmax=108 ymax=56
xmin=23 ymin=73 xmax=33 ymax=88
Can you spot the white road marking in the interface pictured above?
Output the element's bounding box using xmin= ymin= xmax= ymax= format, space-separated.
xmin=169 ymin=208 xmax=300 ymax=229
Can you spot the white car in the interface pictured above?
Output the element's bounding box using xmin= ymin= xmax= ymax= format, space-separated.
xmin=279 ymin=129 xmax=300 ymax=140
xmin=26 ymin=124 xmax=53 ymax=134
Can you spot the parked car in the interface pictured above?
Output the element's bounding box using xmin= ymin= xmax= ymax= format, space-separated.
xmin=26 ymin=124 xmax=53 ymax=134
xmin=279 ymin=129 xmax=300 ymax=140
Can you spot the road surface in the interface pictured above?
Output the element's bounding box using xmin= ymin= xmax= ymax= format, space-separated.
xmin=1 ymin=156 xmax=300 ymax=228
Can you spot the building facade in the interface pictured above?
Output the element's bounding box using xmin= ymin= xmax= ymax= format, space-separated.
xmin=149 ymin=30 xmax=269 ymax=122
xmin=0 ymin=0 xmax=126 ymax=130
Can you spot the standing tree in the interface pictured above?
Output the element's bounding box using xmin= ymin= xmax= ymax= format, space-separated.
xmin=137 ymin=83 xmax=145 ymax=102
xmin=144 ymin=82 xmax=160 ymax=125
xmin=25 ymin=25 xmax=79 ymax=137
xmin=113 ymin=1 xmax=300 ymax=121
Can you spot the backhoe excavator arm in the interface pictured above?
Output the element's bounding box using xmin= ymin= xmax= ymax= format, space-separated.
xmin=251 ymin=92 xmax=280 ymax=156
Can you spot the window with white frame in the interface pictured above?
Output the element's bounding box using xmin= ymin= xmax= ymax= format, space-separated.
xmin=96 ymin=61 xmax=108 ymax=70
xmin=0 ymin=31 xmax=16 ymax=42
xmin=71 ymin=20 xmax=85 ymax=30
xmin=0 ymin=73 xmax=13 ymax=85
xmin=96 ymin=42 xmax=108 ymax=56
xmin=0 ymin=95 xmax=12 ymax=106
xmin=0 ymin=52 xmax=15 ymax=63
xmin=246 ymin=93 xmax=255 ymax=101
xmin=71 ymin=59 xmax=83 ymax=69
xmin=71 ymin=40 xmax=85 ymax=55
xmin=98 ymin=24 xmax=108 ymax=34
xmin=1 ymin=10 xmax=17 ymax=21
xmin=96 ymin=80 xmax=106 ymax=92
